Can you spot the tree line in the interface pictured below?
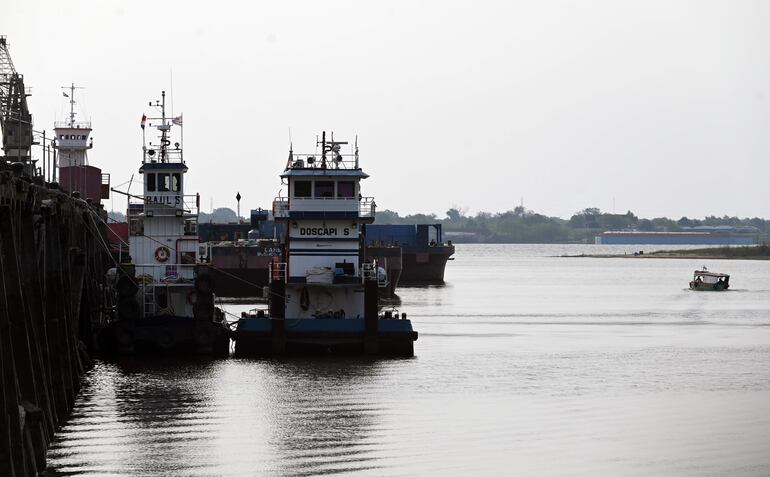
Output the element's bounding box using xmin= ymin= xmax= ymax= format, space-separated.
xmin=107 ymin=206 xmax=768 ymax=244
xmin=374 ymin=207 xmax=769 ymax=243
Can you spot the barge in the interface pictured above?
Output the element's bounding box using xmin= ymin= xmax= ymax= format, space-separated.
xmin=233 ymin=132 xmax=417 ymax=356
xmin=364 ymin=223 xmax=454 ymax=285
xmin=198 ymin=211 xmax=282 ymax=298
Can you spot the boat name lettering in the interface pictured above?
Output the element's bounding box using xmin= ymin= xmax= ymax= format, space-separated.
xmin=299 ymin=227 xmax=350 ymax=236
xmin=145 ymin=195 xmax=182 ymax=206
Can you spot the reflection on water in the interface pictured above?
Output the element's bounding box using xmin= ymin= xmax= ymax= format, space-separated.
xmin=47 ymin=245 xmax=770 ymax=475
xmin=48 ymin=358 xmax=398 ymax=476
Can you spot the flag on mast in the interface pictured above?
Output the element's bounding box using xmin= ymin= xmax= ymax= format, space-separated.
xmin=140 ymin=114 xmax=147 ymax=129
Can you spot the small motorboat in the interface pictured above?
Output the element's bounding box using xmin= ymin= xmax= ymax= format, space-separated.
xmin=689 ymin=268 xmax=730 ymax=291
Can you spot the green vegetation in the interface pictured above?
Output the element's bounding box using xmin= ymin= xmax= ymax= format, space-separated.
xmin=648 ymin=245 xmax=770 ymax=259
xmin=199 ymin=207 xmax=240 ymax=223
xmin=375 ymin=207 xmax=769 ymax=244
xmin=112 ymin=203 xmax=768 ymax=245
xmin=109 ymin=207 xmax=241 ymax=224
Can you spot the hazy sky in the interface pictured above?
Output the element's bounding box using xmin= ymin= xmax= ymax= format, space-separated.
xmin=4 ymin=1 xmax=770 ymax=219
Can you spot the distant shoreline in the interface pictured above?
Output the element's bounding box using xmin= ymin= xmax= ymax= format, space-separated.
xmin=563 ymin=245 xmax=770 ymax=260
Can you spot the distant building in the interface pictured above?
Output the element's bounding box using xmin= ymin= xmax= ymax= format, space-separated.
xmin=595 ymin=230 xmax=754 ymax=245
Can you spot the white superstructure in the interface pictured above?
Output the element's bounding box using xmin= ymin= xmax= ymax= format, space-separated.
xmin=128 ymin=91 xmax=199 ymax=285
xmin=54 ymin=84 xmax=92 ymax=168
xmin=272 ymin=132 xmax=378 ymax=319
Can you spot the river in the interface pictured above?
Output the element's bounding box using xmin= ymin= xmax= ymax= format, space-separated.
xmin=47 ymin=244 xmax=770 ymax=476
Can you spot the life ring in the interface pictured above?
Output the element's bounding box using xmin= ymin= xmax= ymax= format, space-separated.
xmin=155 ymin=246 xmax=171 ymax=263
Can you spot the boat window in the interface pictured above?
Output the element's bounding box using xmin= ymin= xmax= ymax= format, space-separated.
xmin=171 ymin=173 xmax=182 ymax=192
xmin=147 ymin=173 xmax=156 ymax=192
xmin=60 ymin=135 xmax=64 ymax=140
xmin=293 ymin=180 xmax=312 ymax=198
xmin=157 ymin=173 xmax=170 ymax=192
xmin=129 ymin=218 xmax=144 ymax=236
xmin=337 ymin=181 xmax=355 ymax=198
xmin=314 ymin=181 xmax=334 ymax=198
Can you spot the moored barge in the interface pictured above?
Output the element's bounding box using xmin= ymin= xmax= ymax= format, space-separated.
xmin=364 ymin=223 xmax=454 ymax=285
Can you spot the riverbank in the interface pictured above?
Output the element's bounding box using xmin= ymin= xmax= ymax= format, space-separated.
xmin=563 ymin=245 xmax=770 ymax=260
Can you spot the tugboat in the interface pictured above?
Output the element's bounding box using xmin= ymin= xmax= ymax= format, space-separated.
xmin=233 ymin=132 xmax=418 ymax=356
xmin=104 ymin=91 xmax=229 ymax=355
xmin=689 ymin=267 xmax=730 ymax=291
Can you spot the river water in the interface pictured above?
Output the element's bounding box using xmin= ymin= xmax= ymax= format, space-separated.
xmin=47 ymin=244 xmax=770 ymax=476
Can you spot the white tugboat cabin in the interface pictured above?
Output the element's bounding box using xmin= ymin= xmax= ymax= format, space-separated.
xmin=277 ymin=132 xmax=376 ymax=319
xmin=129 ymin=92 xmax=199 ymax=284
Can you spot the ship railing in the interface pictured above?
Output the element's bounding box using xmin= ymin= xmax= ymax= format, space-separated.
xmin=272 ymin=196 xmax=375 ymax=218
xmin=54 ymin=120 xmax=92 ymax=129
xmin=132 ymin=264 xmax=197 ymax=317
xmin=273 ymin=198 xmax=289 ymax=218
xmin=269 ymin=261 xmax=287 ymax=283
xmin=288 ymin=154 xmax=360 ymax=170
xmin=133 ymin=264 xmax=197 ymax=282
xmin=362 ymin=261 xmax=389 ymax=288
xmin=359 ymin=197 xmax=375 ymax=218
xmin=129 ymin=194 xmax=200 ymax=216
xmin=142 ymin=148 xmax=184 ymax=164
xmin=361 ymin=262 xmax=377 ymax=282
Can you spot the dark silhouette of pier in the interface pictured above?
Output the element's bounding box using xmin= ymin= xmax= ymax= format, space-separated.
xmin=0 ymin=168 xmax=112 ymax=476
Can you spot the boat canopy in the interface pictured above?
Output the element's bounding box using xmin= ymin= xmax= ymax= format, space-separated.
xmin=692 ymin=270 xmax=729 ymax=284
xmin=693 ymin=271 xmax=729 ymax=278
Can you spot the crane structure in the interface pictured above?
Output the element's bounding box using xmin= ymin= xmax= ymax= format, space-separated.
xmin=0 ymin=35 xmax=35 ymax=175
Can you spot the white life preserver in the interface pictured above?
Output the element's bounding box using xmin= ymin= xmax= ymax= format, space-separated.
xmin=155 ymin=246 xmax=171 ymax=263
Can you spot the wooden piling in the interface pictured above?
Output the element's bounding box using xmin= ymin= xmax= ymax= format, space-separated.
xmin=0 ymin=170 xmax=112 ymax=476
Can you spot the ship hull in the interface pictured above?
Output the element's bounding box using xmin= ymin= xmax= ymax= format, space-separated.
xmin=689 ymin=282 xmax=729 ymax=291
xmin=210 ymin=267 xmax=269 ymax=297
xmin=399 ymin=245 xmax=455 ymax=285
xmin=99 ymin=316 xmax=230 ymax=356
xmin=233 ymin=318 xmax=417 ymax=357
